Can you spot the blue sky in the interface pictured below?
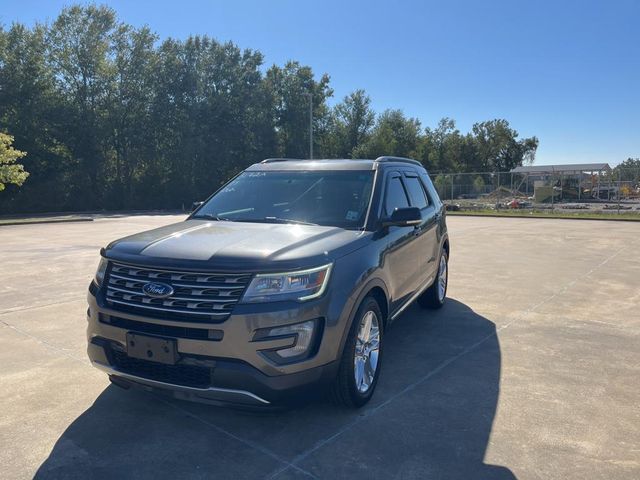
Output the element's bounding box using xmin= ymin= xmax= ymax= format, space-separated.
xmin=2 ymin=0 xmax=638 ymax=166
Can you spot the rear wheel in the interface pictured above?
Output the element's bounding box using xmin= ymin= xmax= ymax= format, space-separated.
xmin=418 ymin=250 xmax=448 ymax=309
xmin=331 ymin=296 xmax=383 ymax=407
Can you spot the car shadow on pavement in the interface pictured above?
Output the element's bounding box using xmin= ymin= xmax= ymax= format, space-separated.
xmin=35 ymin=299 xmax=515 ymax=479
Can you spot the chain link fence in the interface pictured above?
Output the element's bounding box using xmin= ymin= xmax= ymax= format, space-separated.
xmin=431 ymin=168 xmax=640 ymax=214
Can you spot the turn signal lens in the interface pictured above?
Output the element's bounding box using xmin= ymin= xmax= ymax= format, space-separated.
xmin=94 ymin=257 xmax=108 ymax=287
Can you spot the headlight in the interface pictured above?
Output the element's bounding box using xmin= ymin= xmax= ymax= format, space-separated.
xmin=241 ymin=264 xmax=332 ymax=303
xmin=94 ymin=257 xmax=108 ymax=286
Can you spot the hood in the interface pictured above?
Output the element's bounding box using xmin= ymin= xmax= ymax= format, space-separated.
xmin=105 ymin=220 xmax=370 ymax=272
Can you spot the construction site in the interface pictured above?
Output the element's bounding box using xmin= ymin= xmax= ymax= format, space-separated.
xmin=434 ymin=163 xmax=640 ymax=216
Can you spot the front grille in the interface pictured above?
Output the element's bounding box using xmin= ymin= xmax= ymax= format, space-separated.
xmin=105 ymin=262 xmax=251 ymax=322
xmin=100 ymin=314 xmax=223 ymax=341
xmin=112 ymin=350 xmax=211 ymax=388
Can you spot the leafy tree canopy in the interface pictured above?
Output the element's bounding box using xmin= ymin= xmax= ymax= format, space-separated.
xmin=613 ymin=158 xmax=640 ymax=181
xmin=0 ymin=4 xmax=553 ymax=214
xmin=0 ymin=133 xmax=28 ymax=192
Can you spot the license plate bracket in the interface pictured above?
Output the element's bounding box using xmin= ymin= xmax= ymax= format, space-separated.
xmin=126 ymin=333 xmax=178 ymax=365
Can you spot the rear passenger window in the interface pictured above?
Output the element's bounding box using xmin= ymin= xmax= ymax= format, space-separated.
xmin=404 ymin=176 xmax=429 ymax=209
xmin=420 ymin=173 xmax=440 ymax=206
xmin=384 ymin=176 xmax=410 ymax=216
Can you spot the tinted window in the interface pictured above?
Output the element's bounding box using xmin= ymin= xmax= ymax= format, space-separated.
xmin=384 ymin=176 xmax=410 ymax=216
xmin=193 ymin=170 xmax=374 ymax=229
xmin=404 ymin=176 xmax=428 ymax=209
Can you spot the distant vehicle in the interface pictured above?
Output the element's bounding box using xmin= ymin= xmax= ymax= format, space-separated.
xmin=87 ymin=157 xmax=449 ymax=408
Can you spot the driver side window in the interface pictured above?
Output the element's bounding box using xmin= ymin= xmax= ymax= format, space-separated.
xmin=384 ymin=175 xmax=410 ymax=216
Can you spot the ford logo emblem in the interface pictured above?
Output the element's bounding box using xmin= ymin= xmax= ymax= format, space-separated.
xmin=142 ymin=282 xmax=174 ymax=298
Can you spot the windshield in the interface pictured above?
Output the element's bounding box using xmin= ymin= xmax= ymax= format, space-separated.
xmin=193 ymin=170 xmax=375 ymax=229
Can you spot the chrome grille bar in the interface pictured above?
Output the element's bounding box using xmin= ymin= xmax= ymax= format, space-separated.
xmin=106 ymin=286 xmax=235 ymax=303
xmin=105 ymin=262 xmax=251 ymax=322
xmin=109 ymin=273 xmax=248 ymax=289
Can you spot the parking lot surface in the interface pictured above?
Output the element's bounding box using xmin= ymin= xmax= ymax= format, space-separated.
xmin=1 ymin=215 xmax=638 ymax=479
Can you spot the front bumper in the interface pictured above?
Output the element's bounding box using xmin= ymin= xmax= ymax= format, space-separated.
xmin=86 ymin=287 xmax=342 ymax=407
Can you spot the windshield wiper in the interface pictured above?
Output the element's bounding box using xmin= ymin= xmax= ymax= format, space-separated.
xmin=195 ymin=213 xmax=235 ymax=222
xmin=262 ymin=216 xmax=318 ymax=226
xmin=196 ymin=213 xmax=316 ymax=226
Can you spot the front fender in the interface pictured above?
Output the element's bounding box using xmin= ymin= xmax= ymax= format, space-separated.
xmin=339 ymin=276 xmax=389 ymax=355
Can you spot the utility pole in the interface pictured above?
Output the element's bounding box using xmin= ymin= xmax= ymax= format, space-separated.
xmin=617 ymin=168 xmax=621 ymax=215
xmin=304 ymin=92 xmax=313 ymax=159
xmin=551 ymin=166 xmax=555 ymax=210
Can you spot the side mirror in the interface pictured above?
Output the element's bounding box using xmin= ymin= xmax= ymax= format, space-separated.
xmin=382 ymin=207 xmax=422 ymax=227
xmin=191 ymin=201 xmax=204 ymax=212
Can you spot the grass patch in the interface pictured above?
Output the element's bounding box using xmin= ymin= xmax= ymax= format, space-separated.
xmin=447 ymin=209 xmax=640 ymax=221
xmin=0 ymin=216 xmax=93 ymax=226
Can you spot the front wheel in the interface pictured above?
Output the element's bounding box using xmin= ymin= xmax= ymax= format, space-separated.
xmin=330 ymin=296 xmax=383 ymax=407
xmin=418 ymin=250 xmax=448 ymax=309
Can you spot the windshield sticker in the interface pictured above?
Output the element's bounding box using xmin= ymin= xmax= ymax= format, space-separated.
xmin=346 ymin=210 xmax=359 ymax=221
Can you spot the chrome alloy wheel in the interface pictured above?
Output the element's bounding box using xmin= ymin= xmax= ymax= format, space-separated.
xmin=438 ymin=254 xmax=448 ymax=302
xmin=354 ymin=310 xmax=380 ymax=394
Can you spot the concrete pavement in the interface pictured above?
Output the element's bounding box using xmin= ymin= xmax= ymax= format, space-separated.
xmin=0 ymin=215 xmax=638 ymax=479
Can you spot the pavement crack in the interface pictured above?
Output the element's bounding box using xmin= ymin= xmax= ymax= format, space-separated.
xmin=155 ymin=398 xmax=318 ymax=480
xmin=0 ymin=299 xmax=80 ymax=316
xmin=0 ymin=319 xmax=90 ymax=365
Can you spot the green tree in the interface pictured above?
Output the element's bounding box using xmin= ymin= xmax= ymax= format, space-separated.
xmin=0 ymin=133 xmax=28 ymax=191
xmin=106 ymin=24 xmax=159 ymax=208
xmin=613 ymin=158 xmax=640 ymax=181
xmin=151 ymin=36 xmax=275 ymax=207
xmin=353 ymin=109 xmax=421 ymax=159
xmin=327 ymin=89 xmax=375 ymax=158
xmin=471 ymin=119 xmax=538 ymax=171
xmin=421 ymin=118 xmax=465 ymax=171
xmin=47 ymin=4 xmax=119 ymax=207
xmin=0 ymin=22 xmax=66 ymax=210
xmin=265 ymin=61 xmax=333 ymax=158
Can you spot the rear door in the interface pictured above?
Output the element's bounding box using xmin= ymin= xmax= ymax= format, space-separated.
xmin=402 ymin=170 xmax=439 ymax=285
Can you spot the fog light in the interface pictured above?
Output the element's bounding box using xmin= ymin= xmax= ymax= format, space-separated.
xmin=270 ymin=320 xmax=315 ymax=358
xmin=255 ymin=319 xmax=319 ymax=361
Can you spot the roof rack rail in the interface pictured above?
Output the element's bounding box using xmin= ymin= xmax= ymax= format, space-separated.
xmin=261 ymin=158 xmax=305 ymax=163
xmin=374 ymin=156 xmax=422 ymax=166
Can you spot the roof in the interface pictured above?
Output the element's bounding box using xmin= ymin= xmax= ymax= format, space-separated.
xmin=249 ymin=159 xmax=377 ymax=171
xmin=248 ymin=157 xmax=424 ymax=171
xmin=510 ymin=163 xmax=611 ymax=174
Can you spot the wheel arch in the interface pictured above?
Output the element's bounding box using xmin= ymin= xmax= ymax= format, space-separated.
xmin=337 ymin=277 xmax=390 ymax=357
xmin=367 ymin=286 xmax=388 ymax=329
xmin=442 ymin=235 xmax=450 ymax=258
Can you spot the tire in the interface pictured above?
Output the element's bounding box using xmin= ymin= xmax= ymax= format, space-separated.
xmin=418 ymin=250 xmax=448 ymax=309
xmin=330 ymin=296 xmax=384 ymax=408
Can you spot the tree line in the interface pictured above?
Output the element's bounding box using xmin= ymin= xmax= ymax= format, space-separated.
xmin=0 ymin=4 xmax=539 ymax=214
